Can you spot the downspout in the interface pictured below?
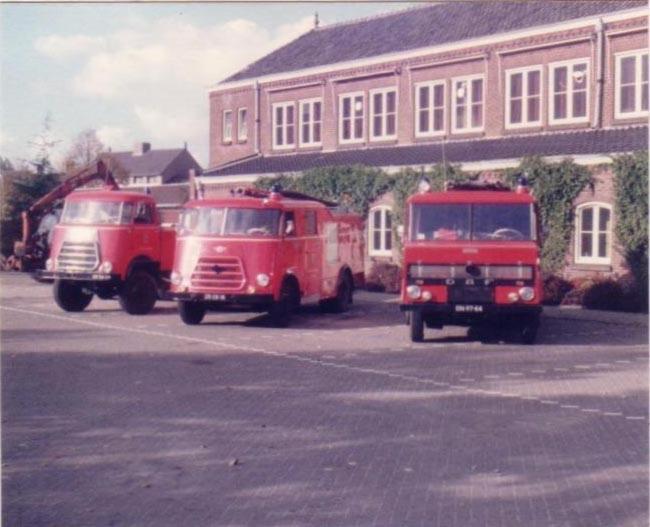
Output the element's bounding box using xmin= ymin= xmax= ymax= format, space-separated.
xmin=593 ymin=18 xmax=605 ymax=129
xmin=254 ymin=80 xmax=261 ymax=154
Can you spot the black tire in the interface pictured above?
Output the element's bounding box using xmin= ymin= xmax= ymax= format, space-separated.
xmin=521 ymin=315 xmax=540 ymax=345
xmin=53 ymin=279 xmax=93 ymax=312
xmin=269 ymin=279 xmax=299 ymax=327
xmin=321 ymin=272 xmax=353 ymax=313
xmin=178 ymin=301 xmax=206 ymax=325
xmin=118 ymin=270 xmax=158 ymax=315
xmin=409 ymin=310 xmax=424 ymax=342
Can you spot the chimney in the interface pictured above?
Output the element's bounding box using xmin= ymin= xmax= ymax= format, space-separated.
xmin=133 ymin=142 xmax=151 ymax=156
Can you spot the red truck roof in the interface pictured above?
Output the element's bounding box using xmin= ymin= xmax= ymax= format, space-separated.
xmin=184 ymin=196 xmax=330 ymax=211
xmin=409 ymin=190 xmax=535 ymax=205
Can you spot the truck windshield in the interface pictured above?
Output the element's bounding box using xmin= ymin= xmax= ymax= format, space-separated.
xmin=60 ymin=201 xmax=130 ymax=225
xmin=179 ymin=207 xmax=281 ymax=237
xmin=411 ymin=203 xmax=534 ymax=241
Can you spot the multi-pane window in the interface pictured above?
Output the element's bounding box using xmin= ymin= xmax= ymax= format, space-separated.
xmin=506 ymin=67 xmax=542 ymax=128
xmin=237 ymin=108 xmax=247 ymax=141
xmin=615 ymin=50 xmax=649 ymax=118
xmin=452 ymin=75 xmax=484 ymax=132
xmin=370 ymin=88 xmax=398 ymax=141
xmin=549 ymin=59 xmax=589 ymax=124
xmin=299 ymin=99 xmax=322 ymax=147
xmin=222 ymin=110 xmax=233 ymax=142
xmin=339 ymin=92 xmax=364 ymax=143
xmin=575 ymin=203 xmax=612 ymax=264
xmin=272 ymin=102 xmax=295 ymax=150
xmin=415 ymin=81 xmax=445 ymax=137
xmin=369 ymin=206 xmax=393 ymax=256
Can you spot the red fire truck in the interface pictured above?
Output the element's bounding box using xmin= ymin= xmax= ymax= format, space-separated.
xmin=40 ymin=189 xmax=176 ymax=315
xmin=170 ymin=187 xmax=364 ymax=326
xmin=400 ymin=180 xmax=543 ymax=344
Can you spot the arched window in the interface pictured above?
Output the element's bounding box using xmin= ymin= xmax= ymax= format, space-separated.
xmin=369 ymin=206 xmax=393 ymax=256
xmin=575 ymin=203 xmax=612 ymax=265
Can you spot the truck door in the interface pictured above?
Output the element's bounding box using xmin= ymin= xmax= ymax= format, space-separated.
xmin=131 ymin=201 xmax=159 ymax=260
xmin=302 ymin=209 xmax=322 ymax=299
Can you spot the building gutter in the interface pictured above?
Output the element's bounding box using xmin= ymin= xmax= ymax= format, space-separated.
xmin=592 ymin=18 xmax=605 ymax=129
xmin=254 ymin=80 xmax=261 ymax=154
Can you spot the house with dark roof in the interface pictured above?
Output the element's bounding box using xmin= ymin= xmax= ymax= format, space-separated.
xmin=101 ymin=142 xmax=202 ymax=222
xmin=202 ymin=1 xmax=648 ymax=278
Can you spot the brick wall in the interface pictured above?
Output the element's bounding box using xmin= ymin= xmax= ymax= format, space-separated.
xmin=209 ymin=15 xmax=647 ymax=170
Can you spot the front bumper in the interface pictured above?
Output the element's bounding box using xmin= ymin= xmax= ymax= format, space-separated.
xmin=400 ymin=302 xmax=542 ymax=317
xmin=172 ymin=292 xmax=274 ymax=307
xmin=37 ymin=271 xmax=117 ymax=282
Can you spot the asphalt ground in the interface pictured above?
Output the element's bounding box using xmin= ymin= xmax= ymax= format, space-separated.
xmin=1 ymin=272 xmax=648 ymax=527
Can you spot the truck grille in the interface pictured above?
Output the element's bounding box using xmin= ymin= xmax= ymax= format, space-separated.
xmin=191 ymin=256 xmax=245 ymax=291
xmin=448 ymin=284 xmax=493 ymax=304
xmin=56 ymin=241 xmax=99 ymax=272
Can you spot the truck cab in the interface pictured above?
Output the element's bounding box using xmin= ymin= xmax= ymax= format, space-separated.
xmin=400 ymin=180 xmax=542 ymax=343
xmin=42 ymin=190 xmax=176 ymax=314
xmin=170 ymin=187 xmax=364 ymax=326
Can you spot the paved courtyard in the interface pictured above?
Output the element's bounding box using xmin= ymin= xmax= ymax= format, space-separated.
xmin=1 ymin=273 xmax=648 ymax=526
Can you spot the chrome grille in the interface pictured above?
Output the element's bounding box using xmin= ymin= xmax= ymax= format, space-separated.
xmin=56 ymin=241 xmax=99 ymax=272
xmin=191 ymin=256 xmax=245 ymax=291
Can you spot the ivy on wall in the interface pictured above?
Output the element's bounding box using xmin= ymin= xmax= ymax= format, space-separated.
xmin=613 ymin=151 xmax=648 ymax=301
xmin=256 ymin=157 xmax=595 ymax=274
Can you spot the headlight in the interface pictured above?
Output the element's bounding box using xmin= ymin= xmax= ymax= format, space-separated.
xmin=45 ymin=258 xmax=54 ymax=271
xmin=99 ymin=261 xmax=112 ymax=274
xmin=518 ymin=287 xmax=535 ymax=302
xmin=171 ymin=271 xmax=182 ymax=286
xmin=507 ymin=291 xmax=519 ymax=303
xmin=256 ymin=273 xmax=270 ymax=287
xmin=406 ymin=284 xmax=421 ymax=299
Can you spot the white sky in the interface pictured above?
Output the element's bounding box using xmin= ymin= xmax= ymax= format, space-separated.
xmin=0 ymin=2 xmax=408 ymax=169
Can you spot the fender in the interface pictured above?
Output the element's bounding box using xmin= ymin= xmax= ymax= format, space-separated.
xmin=125 ymin=255 xmax=160 ymax=280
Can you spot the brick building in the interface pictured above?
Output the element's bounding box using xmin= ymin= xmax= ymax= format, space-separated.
xmin=200 ymin=1 xmax=648 ymax=278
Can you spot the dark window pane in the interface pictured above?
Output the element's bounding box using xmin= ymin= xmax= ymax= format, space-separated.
xmin=456 ymin=105 xmax=466 ymax=129
xmin=286 ymin=106 xmax=294 ymax=124
xmin=373 ymin=210 xmax=381 ymax=226
xmin=554 ymin=67 xmax=567 ymax=92
xmin=373 ymin=231 xmax=381 ymax=250
xmin=471 ymin=79 xmax=483 ymax=103
xmin=621 ymin=85 xmax=636 ymax=112
xmin=510 ymin=73 xmax=522 ymax=98
xmin=528 ymin=96 xmax=540 ymax=122
xmin=342 ymin=120 xmax=350 ymax=140
xmin=276 ymin=107 xmax=283 ymax=125
xmin=419 ymin=110 xmax=429 ymax=133
xmin=313 ymin=123 xmax=321 ymax=143
xmin=433 ymin=84 xmax=444 ymax=107
xmin=373 ymin=93 xmax=383 ymax=114
xmin=642 ymin=82 xmax=649 ymax=111
xmin=598 ymin=233 xmax=608 ymax=257
xmin=419 ymin=86 xmax=429 ymax=109
xmin=573 ymin=91 xmax=587 ymax=117
xmin=386 ymin=115 xmax=396 ymax=135
xmin=386 ymin=91 xmax=396 ymax=112
xmin=528 ymin=70 xmax=540 ymax=96
xmin=354 ymin=117 xmax=363 ymax=139
xmin=510 ymin=99 xmax=522 ymax=123
xmin=433 ymin=108 xmax=444 ymax=131
xmin=275 ymin=127 xmax=283 ymax=146
xmin=573 ymin=63 xmax=587 ymax=90
xmin=385 ymin=211 xmax=392 ymax=229
xmin=581 ymin=234 xmax=592 ymax=256
xmin=621 ymin=56 xmax=636 ymax=84
xmin=314 ymin=102 xmax=321 ymax=121
xmin=385 ymin=231 xmax=392 ymax=251
xmin=286 ymin=125 xmax=294 ymax=145
xmin=554 ymin=94 xmax=567 ymax=119
xmin=581 ymin=207 xmax=593 ymax=231
xmin=302 ymin=124 xmax=309 ymax=144
xmin=342 ymin=97 xmax=351 ymax=118
xmin=471 ymin=103 xmax=482 ymax=127
xmin=373 ymin=116 xmax=382 ymax=136
xmin=599 ymin=208 xmax=610 ymax=231
xmin=642 ymin=55 xmax=648 ymax=82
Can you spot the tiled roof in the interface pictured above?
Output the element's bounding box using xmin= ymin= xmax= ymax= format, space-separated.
xmin=205 ymin=127 xmax=648 ymax=177
xmin=224 ymin=1 xmax=645 ymax=83
xmin=106 ymin=149 xmax=185 ymax=177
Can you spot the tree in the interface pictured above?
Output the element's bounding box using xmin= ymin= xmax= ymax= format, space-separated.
xmin=61 ymin=129 xmax=105 ymax=176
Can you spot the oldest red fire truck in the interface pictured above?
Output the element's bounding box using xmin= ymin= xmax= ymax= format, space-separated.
xmin=400 ymin=179 xmax=543 ymax=344
xmin=170 ymin=187 xmax=364 ymax=326
xmin=40 ymin=188 xmax=176 ymax=315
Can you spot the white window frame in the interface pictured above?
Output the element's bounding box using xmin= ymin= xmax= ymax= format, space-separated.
xmin=237 ymin=107 xmax=247 ymax=141
xmin=272 ymin=102 xmax=296 ymax=151
xmin=505 ymin=66 xmax=543 ymax=129
xmin=369 ymin=87 xmax=398 ymax=141
xmin=414 ymin=80 xmax=446 ymax=138
xmin=338 ymin=92 xmax=365 ymax=144
xmin=548 ymin=58 xmax=590 ymax=125
xmin=368 ymin=205 xmax=393 ymax=257
xmin=222 ymin=110 xmax=233 ymax=143
xmin=615 ymin=50 xmax=649 ymax=119
xmin=451 ymin=74 xmax=485 ymax=133
xmin=575 ymin=202 xmax=612 ymax=265
xmin=298 ymin=98 xmax=323 ymax=148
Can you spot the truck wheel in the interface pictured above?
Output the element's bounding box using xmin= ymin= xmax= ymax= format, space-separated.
xmin=521 ymin=315 xmax=540 ymax=345
xmin=53 ymin=280 xmax=93 ymax=312
xmin=269 ymin=280 xmax=299 ymax=327
xmin=178 ymin=301 xmax=206 ymax=325
xmin=119 ymin=271 xmax=157 ymax=315
xmin=409 ymin=310 xmax=424 ymax=342
xmin=321 ymin=273 xmax=353 ymax=313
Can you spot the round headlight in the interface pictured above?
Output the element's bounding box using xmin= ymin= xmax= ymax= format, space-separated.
xmin=45 ymin=258 xmax=54 ymax=271
xmin=256 ymin=273 xmax=270 ymax=287
xmin=99 ymin=261 xmax=113 ymax=274
xmin=171 ymin=271 xmax=182 ymax=286
xmin=518 ymin=287 xmax=535 ymax=302
xmin=406 ymin=284 xmax=422 ymax=299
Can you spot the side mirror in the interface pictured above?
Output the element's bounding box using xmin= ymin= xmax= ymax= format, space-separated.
xmin=285 ymin=220 xmax=295 ymax=236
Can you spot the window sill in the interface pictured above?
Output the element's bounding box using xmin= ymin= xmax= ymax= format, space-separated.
xmin=221 ymin=140 xmax=233 ymax=146
xmin=570 ymin=263 xmax=613 ymax=272
xmin=237 ymin=139 xmax=248 ymax=144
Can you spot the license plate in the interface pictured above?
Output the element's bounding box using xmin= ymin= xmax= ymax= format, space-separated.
xmin=205 ymin=294 xmax=226 ymax=301
xmin=454 ymin=304 xmax=484 ymax=313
